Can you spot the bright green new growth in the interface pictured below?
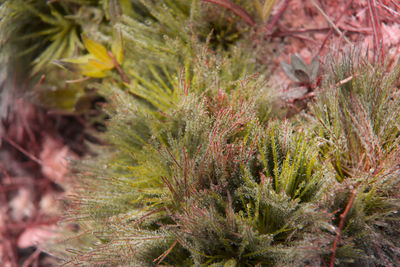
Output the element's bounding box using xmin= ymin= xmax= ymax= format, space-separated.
xmin=66 ymin=74 xmax=329 ymax=265
xmin=3 ymin=0 xmax=398 ymax=266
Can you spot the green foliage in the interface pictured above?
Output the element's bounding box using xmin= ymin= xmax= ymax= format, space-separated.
xmin=62 ymin=45 xmax=400 ymax=265
xmin=253 ymin=0 xmax=277 ymax=23
xmin=2 ymin=0 xmax=399 ymax=266
xmin=258 ymin=121 xmax=324 ymax=202
xmin=1 ymin=0 xmax=84 ymax=75
xmin=312 ymin=49 xmax=400 ymax=181
xmin=65 ymin=76 xmax=331 ymax=265
xmin=309 ymin=50 xmax=400 ymax=266
xmin=164 ymin=121 xmax=331 ymax=266
xmin=0 ymin=0 xmax=102 ymax=112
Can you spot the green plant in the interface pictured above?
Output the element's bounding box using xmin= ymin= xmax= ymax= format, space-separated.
xmin=202 ymin=0 xmax=279 ymax=26
xmin=308 ymin=50 xmax=400 ymax=266
xmin=3 ymin=1 xmax=399 ymax=266
xmin=0 ymin=0 xmax=98 ymax=113
xmin=61 ymin=68 xmax=332 ymax=266
xmin=0 ymin=0 xmax=133 ymax=112
xmin=0 ymin=0 xmax=84 ymax=75
xmin=253 ymin=0 xmax=277 ymax=23
xmin=60 ymin=41 xmax=275 ymax=265
xmin=51 ymin=0 xmax=400 ymax=263
xmin=312 ymin=50 xmax=400 ymax=181
xmin=281 ymin=53 xmax=321 ymax=89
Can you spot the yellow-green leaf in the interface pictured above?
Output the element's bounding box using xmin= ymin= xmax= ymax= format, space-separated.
xmin=253 ymin=0 xmax=264 ymax=20
xmin=111 ymin=31 xmax=123 ymax=64
xmin=224 ymin=259 xmax=237 ymax=267
xmin=80 ymin=63 xmax=108 ymax=77
xmin=262 ymin=0 xmax=276 ymax=22
xmin=88 ymin=58 xmax=114 ymax=70
xmin=253 ymin=0 xmax=276 ymax=22
xmin=119 ymin=0 xmax=134 ymax=16
xmin=54 ymin=55 xmax=108 ymax=78
xmin=82 ymin=35 xmax=114 ymax=68
xmin=57 ymin=54 xmax=97 ymax=65
xmin=81 ymin=69 xmax=107 ymax=78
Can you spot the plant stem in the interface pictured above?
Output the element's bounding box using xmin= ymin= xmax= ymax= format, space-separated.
xmin=319 ymin=0 xmax=353 ymax=53
xmin=309 ymin=0 xmax=352 ymax=46
xmin=330 ymin=188 xmax=357 ymax=267
xmin=107 ymin=51 xmax=130 ymax=84
xmin=367 ymin=0 xmax=385 ymax=63
xmin=201 ymin=0 xmax=256 ymax=26
xmin=265 ymin=0 xmax=291 ymax=34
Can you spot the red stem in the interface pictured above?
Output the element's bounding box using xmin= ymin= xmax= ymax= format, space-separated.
xmin=329 ymin=188 xmax=357 ymax=267
xmin=33 ymin=74 xmax=46 ymax=93
xmin=154 ymin=240 xmax=178 ymax=264
xmin=201 ymin=0 xmax=255 ymax=26
xmin=265 ymin=0 xmax=291 ymax=34
xmin=390 ymin=0 xmax=400 ymax=11
xmin=3 ymin=136 xmax=42 ymax=165
xmin=107 ymin=51 xmax=130 ymax=84
xmin=367 ymin=0 xmax=385 ymax=62
xmin=319 ymin=0 xmax=353 ymax=54
xmin=271 ymin=26 xmax=371 ymax=38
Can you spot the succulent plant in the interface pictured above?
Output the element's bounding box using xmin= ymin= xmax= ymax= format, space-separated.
xmin=281 ymin=53 xmax=321 ymax=88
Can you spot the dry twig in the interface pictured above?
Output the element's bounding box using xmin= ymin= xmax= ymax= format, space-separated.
xmin=265 ymin=0 xmax=292 ymax=34
xmin=3 ymin=136 xmax=42 ymax=165
xmin=309 ymin=0 xmax=352 ymax=45
xmin=319 ymin=0 xmax=353 ymax=53
xmin=108 ymin=51 xmax=130 ymax=84
xmin=329 ymin=188 xmax=357 ymax=267
xmin=367 ymin=0 xmax=385 ymax=61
